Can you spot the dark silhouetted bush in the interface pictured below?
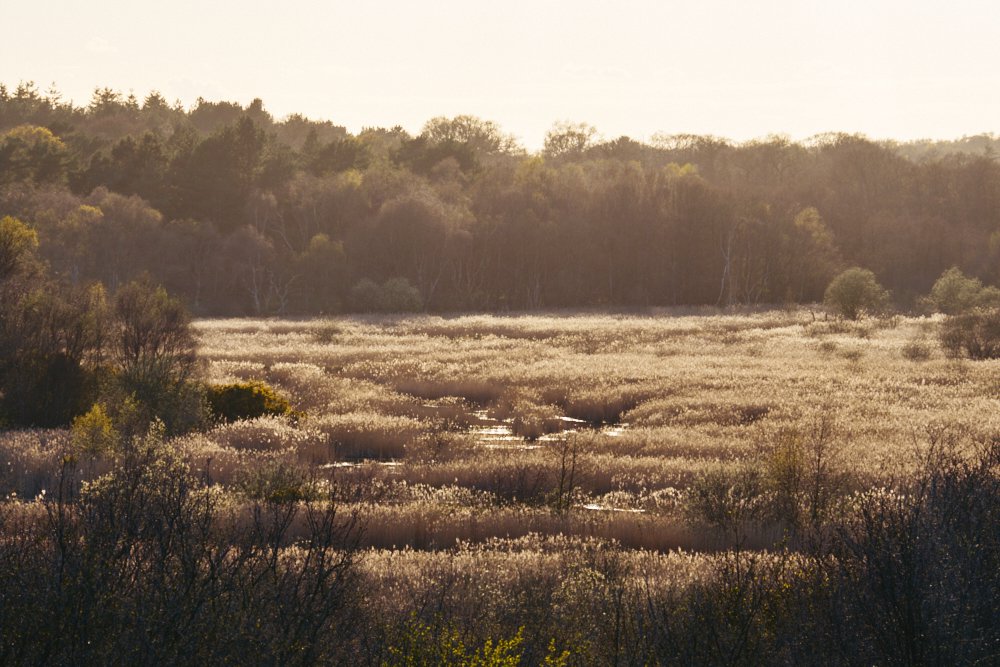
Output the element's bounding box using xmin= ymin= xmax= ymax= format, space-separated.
xmin=380 ymin=277 xmax=423 ymax=312
xmin=0 ymin=352 xmax=98 ymax=427
xmin=350 ymin=277 xmax=422 ymax=313
xmin=939 ymin=308 xmax=1000 ymax=359
xmin=106 ymin=277 xmax=206 ymax=434
xmin=0 ymin=429 xmax=364 ymax=665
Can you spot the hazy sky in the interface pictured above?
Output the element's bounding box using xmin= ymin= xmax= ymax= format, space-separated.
xmin=4 ymin=0 xmax=1000 ymax=149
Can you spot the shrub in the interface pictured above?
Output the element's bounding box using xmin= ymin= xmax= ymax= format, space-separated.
xmin=823 ymin=268 xmax=890 ymax=320
xmin=685 ymin=465 xmax=766 ymax=543
xmin=0 ymin=221 xmax=106 ymax=427
xmin=206 ymin=380 xmax=293 ymax=422
xmin=234 ymin=460 xmax=316 ymax=503
xmin=350 ymin=278 xmax=382 ymax=312
xmin=901 ymin=339 xmax=932 ymax=361
xmin=0 ymin=426 xmax=364 ymax=665
xmin=939 ymin=308 xmax=1000 ymax=359
xmin=381 ymin=277 xmax=423 ymax=312
xmin=830 ymin=437 xmax=1000 ymax=665
xmin=0 ymin=352 xmax=98 ymax=427
xmin=981 ymin=286 xmax=1000 ymax=309
xmin=109 ymin=277 xmax=205 ymax=434
xmin=386 ymin=621 xmax=553 ymax=667
xmin=926 ymin=267 xmax=982 ymax=314
xmin=71 ymin=403 xmax=119 ymax=456
xmin=349 ymin=277 xmax=423 ymax=313
xmin=924 ymin=266 xmax=1000 ymax=314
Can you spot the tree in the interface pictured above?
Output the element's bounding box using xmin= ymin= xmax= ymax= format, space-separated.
xmin=110 ymin=277 xmax=203 ymax=433
xmin=824 ymin=267 xmax=890 ymax=320
xmin=0 ymin=217 xmax=107 ymax=426
xmin=0 ymin=214 xmax=38 ymax=281
xmin=924 ymin=266 xmax=1000 ymax=314
xmin=295 ymin=233 xmax=346 ymax=313
xmin=543 ymin=122 xmax=597 ymax=161
xmin=81 ymin=132 xmax=170 ymax=206
xmin=307 ymin=136 xmax=370 ymax=176
xmin=371 ymin=189 xmax=463 ymax=305
xmin=782 ymin=207 xmax=841 ymax=302
xmin=421 ymin=115 xmax=521 ymax=157
xmin=170 ymin=116 xmax=268 ymax=230
xmin=0 ymin=125 xmax=68 ymax=185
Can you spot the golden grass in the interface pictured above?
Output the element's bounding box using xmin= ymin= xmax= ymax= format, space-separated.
xmin=7 ymin=310 xmax=996 ymax=555
xmin=193 ymin=312 xmax=1000 ymax=487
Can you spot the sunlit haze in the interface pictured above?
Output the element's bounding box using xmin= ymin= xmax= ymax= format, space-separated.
xmin=4 ymin=0 xmax=1000 ymax=148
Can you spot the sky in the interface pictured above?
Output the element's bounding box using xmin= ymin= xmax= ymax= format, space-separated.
xmin=3 ymin=0 xmax=1000 ymax=150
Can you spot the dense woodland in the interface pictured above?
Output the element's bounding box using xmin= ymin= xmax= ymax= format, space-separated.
xmin=2 ymin=81 xmax=1000 ymax=315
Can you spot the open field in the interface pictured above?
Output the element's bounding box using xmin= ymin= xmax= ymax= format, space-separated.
xmin=3 ymin=310 xmax=999 ymax=664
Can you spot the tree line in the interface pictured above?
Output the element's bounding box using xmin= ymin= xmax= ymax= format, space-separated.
xmin=2 ymin=81 xmax=1000 ymax=314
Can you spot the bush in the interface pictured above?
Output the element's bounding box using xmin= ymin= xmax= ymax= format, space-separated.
xmin=0 ymin=427 xmax=364 ymax=665
xmin=109 ymin=277 xmax=205 ymax=434
xmin=380 ymin=277 xmax=423 ymax=312
xmin=830 ymin=437 xmax=1000 ymax=665
xmin=924 ymin=266 xmax=1000 ymax=314
xmin=206 ymin=380 xmax=293 ymax=422
xmin=349 ymin=277 xmax=423 ymax=313
xmin=0 ymin=221 xmax=106 ymax=427
xmin=901 ymin=339 xmax=932 ymax=361
xmin=0 ymin=352 xmax=98 ymax=427
xmin=823 ymin=268 xmax=890 ymax=320
xmin=71 ymin=403 xmax=119 ymax=456
xmin=385 ymin=622 xmax=564 ymax=667
xmin=939 ymin=308 xmax=1000 ymax=359
xmin=350 ymin=278 xmax=382 ymax=312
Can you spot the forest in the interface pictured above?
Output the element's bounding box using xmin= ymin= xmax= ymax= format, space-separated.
xmin=3 ymin=81 xmax=1000 ymax=315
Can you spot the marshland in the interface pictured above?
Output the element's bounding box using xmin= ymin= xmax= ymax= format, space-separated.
xmin=3 ymin=308 xmax=998 ymax=664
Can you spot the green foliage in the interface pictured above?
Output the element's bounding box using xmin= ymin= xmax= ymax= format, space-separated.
xmin=386 ymin=620 xmax=530 ymax=666
xmin=776 ymin=207 xmax=842 ymax=302
xmin=307 ymin=135 xmax=371 ymax=175
xmin=823 ymin=267 xmax=890 ymax=320
xmin=381 ymin=277 xmax=423 ymax=312
xmin=350 ymin=277 xmax=423 ymax=313
xmin=939 ymin=308 xmax=1000 ymax=359
xmin=349 ymin=278 xmax=382 ymax=312
xmin=0 ymin=217 xmax=108 ymax=427
xmin=110 ymin=277 xmax=205 ymax=434
xmin=206 ymin=380 xmax=292 ymax=422
xmin=924 ymin=266 xmax=1000 ymax=314
xmin=71 ymin=404 xmax=118 ymax=456
xmin=0 ymin=124 xmax=67 ymax=184
xmin=0 ymin=215 xmax=38 ymax=280
xmin=8 ymin=87 xmax=1000 ymax=314
xmin=296 ymin=233 xmax=346 ymax=313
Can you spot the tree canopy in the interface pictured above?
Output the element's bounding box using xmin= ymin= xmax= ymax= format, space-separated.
xmin=2 ymin=83 xmax=1000 ymax=315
